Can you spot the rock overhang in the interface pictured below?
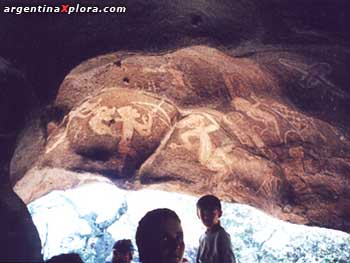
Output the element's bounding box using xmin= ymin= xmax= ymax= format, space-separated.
xmin=11 ymin=45 xmax=350 ymax=234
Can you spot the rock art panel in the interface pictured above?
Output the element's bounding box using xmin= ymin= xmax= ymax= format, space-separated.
xmin=229 ymin=94 xmax=347 ymax=148
xmin=252 ymin=48 xmax=350 ymax=127
xmin=140 ymin=94 xmax=350 ymax=231
xmin=140 ymin=110 xmax=289 ymax=215
xmin=31 ymin=88 xmax=179 ymax=180
xmin=225 ymin=95 xmax=350 ymax=230
xmin=12 ymin=46 xmax=350 ymax=233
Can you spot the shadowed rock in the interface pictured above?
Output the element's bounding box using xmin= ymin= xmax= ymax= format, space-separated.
xmin=0 ymin=58 xmax=37 ymax=181
xmin=0 ymin=184 xmax=42 ymax=262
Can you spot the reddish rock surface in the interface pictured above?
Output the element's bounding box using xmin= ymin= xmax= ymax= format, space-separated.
xmin=34 ymin=88 xmax=179 ymax=178
xmin=12 ymin=46 xmax=350 ymax=232
xmin=55 ymin=47 xmax=279 ymax=112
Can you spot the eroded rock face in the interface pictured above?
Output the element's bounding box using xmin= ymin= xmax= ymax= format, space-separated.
xmin=55 ymin=46 xmax=278 ymax=112
xmin=140 ymin=97 xmax=350 ymax=228
xmin=41 ymin=88 xmax=178 ymax=176
xmin=12 ymin=46 xmax=350 ymax=232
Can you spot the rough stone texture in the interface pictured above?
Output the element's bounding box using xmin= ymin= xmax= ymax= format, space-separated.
xmin=0 ymin=0 xmax=349 ymax=106
xmin=10 ymin=113 xmax=47 ymax=186
xmin=55 ymin=46 xmax=278 ymax=113
xmin=250 ymin=47 xmax=350 ymax=127
xmin=140 ymin=109 xmax=289 ymax=212
xmin=13 ymin=88 xmax=180 ymax=188
xmin=55 ymin=45 xmax=350 ymax=127
xmin=14 ymin=168 xmax=113 ymax=205
xmin=12 ymin=46 xmax=350 ymax=233
xmin=0 ymin=0 xmax=264 ymax=105
xmin=140 ymin=96 xmax=350 ymax=229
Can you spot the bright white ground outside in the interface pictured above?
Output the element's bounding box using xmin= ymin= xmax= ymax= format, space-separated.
xmin=28 ymin=182 xmax=350 ymax=263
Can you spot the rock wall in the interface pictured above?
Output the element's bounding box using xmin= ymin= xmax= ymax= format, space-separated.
xmin=12 ymin=46 xmax=350 ymax=233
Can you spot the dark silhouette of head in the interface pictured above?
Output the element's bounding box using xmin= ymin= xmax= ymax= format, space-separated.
xmin=136 ymin=208 xmax=185 ymax=263
xmin=196 ymin=194 xmax=222 ymax=212
xmin=45 ymin=253 xmax=84 ymax=263
xmin=112 ymin=239 xmax=134 ymax=263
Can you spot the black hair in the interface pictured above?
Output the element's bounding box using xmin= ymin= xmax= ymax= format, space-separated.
xmin=135 ymin=208 xmax=181 ymax=263
xmin=45 ymin=253 xmax=84 ymax=263
xmin=113 ymin=239 xmax=134 ymax=254
xmin=196 ymin=194 xmax=222 ymax=211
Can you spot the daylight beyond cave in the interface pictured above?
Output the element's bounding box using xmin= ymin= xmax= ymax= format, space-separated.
xmin=28 ymin=182 xmax=350 ymax=263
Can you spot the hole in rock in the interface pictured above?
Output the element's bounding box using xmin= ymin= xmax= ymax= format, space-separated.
xmin=114 ymin=60 xmax=122 ymax=67
xmin=79 ymin=148 xmax=112 ymax=162
xmin=27 ymin=181 xmax=350 ymax=263
xmin=190 ymin=14 xmax=203 ymax=27
xmin=45 ymin=106 xmax=66 ymax=126
xmin=123 ymin=77 xmax=130 ymax=84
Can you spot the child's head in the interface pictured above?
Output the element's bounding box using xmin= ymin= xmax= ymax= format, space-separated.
xmin=196 ymin=195 xmax=222 ymax=229
xmin=112 ymin=239 xmax=134 ymax=263
xmin=45 ymin=253 xmax=84 ymax=263
xmin=136 ymin=208 xmax=185 ymax=263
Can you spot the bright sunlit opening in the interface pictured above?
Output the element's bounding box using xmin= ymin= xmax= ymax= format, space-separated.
xmin=28 ymin=182 xmax=350 ymax=263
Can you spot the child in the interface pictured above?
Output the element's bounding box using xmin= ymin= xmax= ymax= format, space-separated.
xmin=45 ymin=253 xmax=84 ymax=263
xmin=112 ymin=239 xmax=134 ymax=263
xmin=196 ymin=195 xmax=236 ymax=263
xmin=136 ymin=208 xmax=186 ymax=263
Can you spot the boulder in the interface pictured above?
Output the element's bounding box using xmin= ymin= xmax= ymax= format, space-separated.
xmin=55 ymin=46 xmax=278 ymax=112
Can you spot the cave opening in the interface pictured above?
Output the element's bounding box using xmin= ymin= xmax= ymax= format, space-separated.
xmin=27 ymin=181 xmax=350 ymax=263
